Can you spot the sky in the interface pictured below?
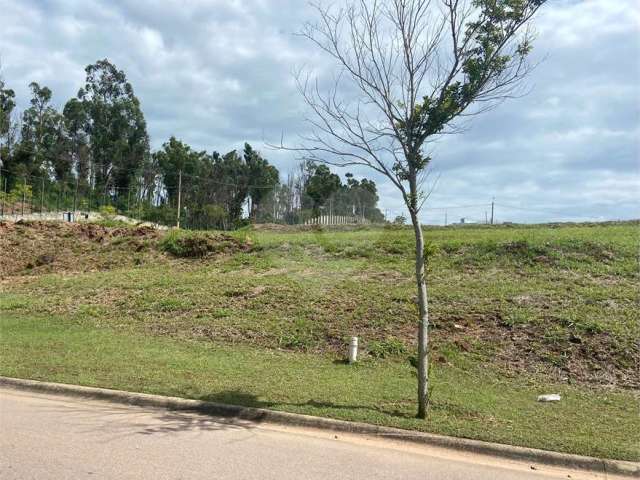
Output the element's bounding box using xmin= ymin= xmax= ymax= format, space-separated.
xmin=1 ymin=0 xmax=638 ymax=224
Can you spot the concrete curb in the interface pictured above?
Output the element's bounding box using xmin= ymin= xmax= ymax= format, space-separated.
xmin=1 ymin=376 xmax=638 ymax=478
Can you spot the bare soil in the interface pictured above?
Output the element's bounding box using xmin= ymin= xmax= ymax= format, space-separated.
xmin=0 ymin=220 xmax=165 ymax=277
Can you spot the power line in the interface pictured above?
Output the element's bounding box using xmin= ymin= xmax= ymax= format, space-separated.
xmin=423 ymin=203 xmax=490 ymax=211
xmin=494 ymin=202 xmax=605 ymax=220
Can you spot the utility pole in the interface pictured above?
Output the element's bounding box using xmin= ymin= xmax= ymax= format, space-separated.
xmin=490 ymin=197 xmax=495 ymax=225
xmin=1 ymin=176 xmax=5 ymax=217
xmin=73 ymin=176 xmax=79 ymax=219
xmin=176 ymin=169 xmax=182 ymax=229
xmin=444 ymin=210 xmax=447 ymax=227
xmin=329 ymin=197 xmax=333 ymax=225
xmin=485 ymin=211 xmax=488 ymax=225
xmin=41 ymin=176 xmax=45 ymax=217
xmin=273 ymin=193 xmax=277 ymax=221
xmin=0 ymin=177 xmax=7 ymax=217
xmin=138 ymin=180 xmax=142 ymax=221
xmin=21 ymin=176 xmax=26 ymax=217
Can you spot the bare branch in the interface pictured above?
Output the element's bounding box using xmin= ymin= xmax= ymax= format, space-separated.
xmin=272 ymin=0 xmax=545 ymax=216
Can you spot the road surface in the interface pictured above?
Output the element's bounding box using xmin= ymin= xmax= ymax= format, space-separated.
xmin=0 ymin=388 xmax=613 ymax=479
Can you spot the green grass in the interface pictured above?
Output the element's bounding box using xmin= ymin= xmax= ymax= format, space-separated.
xmin=1 ymin=313 xmax=638 ymax=461
xmin=1 ymin=221 xmax=638 ymax=460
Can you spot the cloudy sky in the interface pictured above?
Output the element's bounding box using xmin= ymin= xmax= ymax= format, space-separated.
xmin=1 ymin=0 xmax=638 ymax=223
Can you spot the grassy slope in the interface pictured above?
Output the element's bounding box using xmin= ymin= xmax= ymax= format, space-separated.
xmin=1 ymin=221 xmax=638 ymax=460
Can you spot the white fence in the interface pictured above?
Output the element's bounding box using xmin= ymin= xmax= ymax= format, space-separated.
xmin=0 ymin=210 xmax=168 ymax=229
xmin=303 ymin=215 xmax=369 ymax=226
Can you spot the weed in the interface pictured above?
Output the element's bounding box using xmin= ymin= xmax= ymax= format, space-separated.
xmin=160 ymin=230 xmax=249 ymax=258
xmin=368 ymin=337 xmax=407 ymax=358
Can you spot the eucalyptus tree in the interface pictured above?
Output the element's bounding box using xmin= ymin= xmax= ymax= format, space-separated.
xmin=20 ymin=83 xmax=52 ymax=172
xmin=78 ymin=59 xmax=149 ymax=193
xmin=0 ymin=76 xmax=16 ymax=177
xmin=63 ymin=98 xmax=90 ymax=187
xmin=154 ymin=136 xmax=206 ymax=204
xmin=15 ymin=82 xmax=70 ymax=181
xmin=0 ymin=76 xmax=15 ymax=150
xmin=209 ymin=150 xmax=250 ymax=227
xmin=244 ymin=143 xmax=279 ymax=221
xmin=293 ymin=0 xmax=546 ymax=418
xmin=304 ymin=164 xmax=341 ymax=214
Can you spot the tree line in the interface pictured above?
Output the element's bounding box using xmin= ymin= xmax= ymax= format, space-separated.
xmin=0 ymin=59 xmax=384 ymax=228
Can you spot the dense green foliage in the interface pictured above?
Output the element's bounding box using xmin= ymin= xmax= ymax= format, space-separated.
xmin=0 ymin=60 xmax=384 ymax=228
xmin=0 ymin=76 xmax=16 ymax=166
xmin=78 ymin=60 xmax=149 ymax=193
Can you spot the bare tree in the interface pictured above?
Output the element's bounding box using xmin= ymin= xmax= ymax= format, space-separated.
xmin=285 ymin=0 xmax=546 ymax=418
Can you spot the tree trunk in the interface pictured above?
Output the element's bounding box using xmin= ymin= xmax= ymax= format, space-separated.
xmin=410 ymin=210 xmax=430 ymax=419
xmin=250 ymin=199 xmax=258 ymax=222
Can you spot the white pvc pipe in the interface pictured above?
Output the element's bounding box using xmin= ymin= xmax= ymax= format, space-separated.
xmin=349 ymin=336 xmax=358 ymax=364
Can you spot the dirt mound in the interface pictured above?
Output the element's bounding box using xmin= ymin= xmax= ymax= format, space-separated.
xmin=160 ymin=231 xmax=252 ymax=258
xmin=0 ymin=220 xmax=164 ymax=277
xmin=72 ymin=223 xmax=159 ymax=242
xmin=251 ymin=223 xmax=295 ymax=232
xmin=251 ymin=223 xmax=372 ymax=232
xmin=428 ymin=311 xmax=639 ymax=389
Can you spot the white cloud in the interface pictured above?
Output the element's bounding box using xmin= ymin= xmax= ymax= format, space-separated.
xmin=0 ymin=0 xmax=638 ymax=223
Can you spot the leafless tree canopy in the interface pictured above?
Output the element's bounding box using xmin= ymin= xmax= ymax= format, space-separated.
xmin=279 ymin=0 xmax=547 ymax=419
xmin=290 ymin=0 xmax=544 ymax=213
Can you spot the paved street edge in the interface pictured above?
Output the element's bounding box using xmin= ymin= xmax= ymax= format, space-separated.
xmin=1 ymin=376 xmax=638 ymax=478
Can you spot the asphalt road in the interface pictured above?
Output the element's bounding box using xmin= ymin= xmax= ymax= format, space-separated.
xmin=0 ymin=388 xmax=612 ymax=480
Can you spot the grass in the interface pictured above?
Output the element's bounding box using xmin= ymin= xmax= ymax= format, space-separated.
xmin=2 ymin=313 xmax=638 ymax=461
xmin=159 ymin=229 xmax=250 ymax=257
xmin=0 ymin=220 xmax=638 ymax=460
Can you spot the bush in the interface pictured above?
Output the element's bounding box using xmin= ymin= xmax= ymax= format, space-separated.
xmin=368 ymin=337 xmax=407 ymax=358
xmin=7 ymin=183 xmax=32 ymax=203
xmin=99 ymin=205 xmax=118 ymax=217
xmin=393 ymin=215 xmax=406 ymax=225
xmin=160 ymin=230 xmax=249 ymax=258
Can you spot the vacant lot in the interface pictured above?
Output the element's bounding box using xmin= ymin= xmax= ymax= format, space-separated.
xmin=1 ymin=220 xmax=638 ymax=460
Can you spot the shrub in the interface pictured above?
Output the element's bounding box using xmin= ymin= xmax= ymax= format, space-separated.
xmin=9 ymin=183 xmax=33 ymax=202
xmin=368 ymin=337 xmax=407 ymax=358
xmin=160 ymin=230 xmax=249 ymax=258
xmin=99 ymin=205 xmax=117 ymax=217
xmin=393 ymin=215 xmax=406 ymax=225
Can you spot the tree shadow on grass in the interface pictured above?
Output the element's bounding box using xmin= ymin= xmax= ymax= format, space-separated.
xmin=197 ymin=390 xmax=414 ymax=420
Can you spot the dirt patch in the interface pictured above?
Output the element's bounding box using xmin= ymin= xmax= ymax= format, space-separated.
xmin=354 ymin=270 xmax=406 ymax=283
xmin=0 ymin=221 xmax=254 ymax=276
xmin=251 ymin=223 xmax=296 ymax=232
xmin=252 ymin=223 xmax=372 ymax=233
xmin=0 ymin=220 xmax=164 ymax=277
xmin=428 ymin=310 xmax=640 ymax=389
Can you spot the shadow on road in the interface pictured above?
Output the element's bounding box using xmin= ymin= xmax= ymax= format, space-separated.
xmin=31 ymin=387 xmax=413 ymax=443
xmin=33 ymin=393 xmax=260 ymax=443
xmin=197 ymin=390 xmax=412 ymax=420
